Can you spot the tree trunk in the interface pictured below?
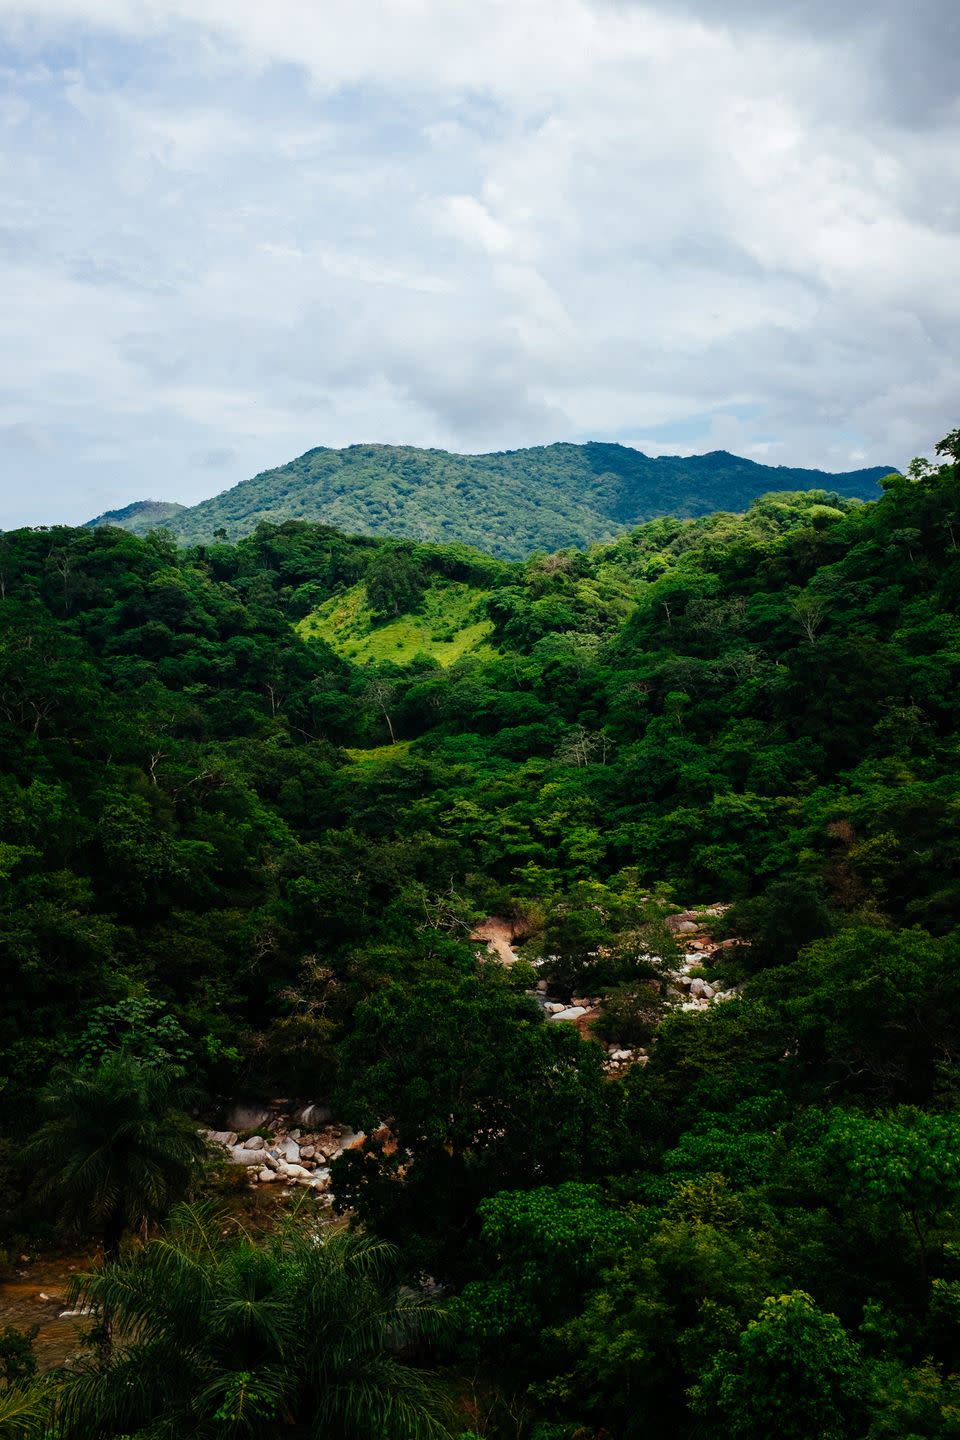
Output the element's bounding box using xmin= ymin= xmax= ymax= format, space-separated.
xmin=98 ymin=1213 xmax=125 ymax=1368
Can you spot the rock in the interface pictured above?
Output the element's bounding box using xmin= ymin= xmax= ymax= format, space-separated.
xmin=229 ymin=1146 xmax=267 ymax=1167
xmin=549 ymin=1006 xmax=587 ymax=1022
xmin=205 ymin=1130 xmax=238 ymax=1148
xmin=59 ymin=1305 xmax=92 ymax=1319
xmin=536 ymin=979 xmax=548 ymax=992
xmin=242 ymin=1135 xmax=265 ymax=1151
xmin=278 ymin=1162 xmax=312 ymax=1180
xmin=299 ymin=1144 xmax=315 ymax=1160
xmin=225 ymin=1103 xmax=271 ymax=1132
xmin=543 ymin=1001 xmax=566 ymax=1013
xmin=278 ymin=1138 xmax=301 ymax=1163
xmin=676 ymin=921 xmax=698 ymax=935
xmin=293 ymin=1103 xmax=332 ymax=1128
xmin=257 ymin=1168 xmax=277 ymax=1183
xmin=689 ymin=978 xmax=706 ymax=998
xmin=701 ymin=983 xmax=715 ymax=999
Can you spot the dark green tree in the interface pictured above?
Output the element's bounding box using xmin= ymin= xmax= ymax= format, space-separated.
xmin=59 ymin=1205 xmax=454 ymax=1439
xmin=689 ymin=1291 xmax=868 ymax=1440
xmin=25 ymin=1053 xmax=206 ymax=1263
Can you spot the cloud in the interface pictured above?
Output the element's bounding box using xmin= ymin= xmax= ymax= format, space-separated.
xmin=0 ymin=0 xmax=957 ymax=526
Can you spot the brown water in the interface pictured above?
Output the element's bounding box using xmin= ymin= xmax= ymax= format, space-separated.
xmin=0 ymin=1254 xmax=94 ymax=1370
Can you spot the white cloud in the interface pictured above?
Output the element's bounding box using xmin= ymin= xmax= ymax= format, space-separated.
xmin=0 ymin=0 xmax=957 ymax=526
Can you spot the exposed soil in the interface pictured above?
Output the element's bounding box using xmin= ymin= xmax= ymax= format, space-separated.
xmin=472 ymin=916 xmax=521 ymax=965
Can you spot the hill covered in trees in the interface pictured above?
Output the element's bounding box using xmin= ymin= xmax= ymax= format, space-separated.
xmin=4 ymin=429 xmax=960 ymax=1438
xmin=85 ymin=440 xmax=896 ymax=557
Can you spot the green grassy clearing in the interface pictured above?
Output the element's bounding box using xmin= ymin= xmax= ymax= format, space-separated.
xmin=298 ymin=579 xmax=496 ymax=667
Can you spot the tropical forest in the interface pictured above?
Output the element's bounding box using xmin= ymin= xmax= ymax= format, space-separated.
xmin=1 ymin=428 xmax=960 ymax=1438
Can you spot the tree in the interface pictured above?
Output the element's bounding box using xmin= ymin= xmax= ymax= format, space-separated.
xmin=689 ymin=1291 xmax=868 ymax=1440
xmin=365 ymin=676 xmax=399 ymax=744
xmin=456 ymin=1183 xmax=632 ymax=1370
xmin=752 ymin=927 xmax=960 ymax=1103
xmin=788 ymin=587 xmax=830 ymax=642
xmin=935 ymin=429 xmax=960 ymax=465
xmin=25 ymin=1053 xmax=206 ymax=1265
xmin=333 ymin=968 xmax=618 ymax=1279
xmin=365 ymin=550 xmax=427 ymax=619
xmin=58 ymin=1204 xmax=454 ymax=1440
xmin=821 ymin=1107 xmax=960 ymax=1283
xmin=0 ymin=1383 xmax=50 ymax=1440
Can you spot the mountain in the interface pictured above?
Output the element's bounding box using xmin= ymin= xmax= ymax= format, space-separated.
xmin=85 ymin=498 xmax=188 ymax=529
xmin=85 ymin=441 xmax=897 ymax=558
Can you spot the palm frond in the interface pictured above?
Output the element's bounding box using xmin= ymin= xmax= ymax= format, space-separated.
xmin=0 ymin=1381 xmax=53 ymax=1439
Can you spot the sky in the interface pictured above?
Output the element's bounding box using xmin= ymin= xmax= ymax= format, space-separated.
xmin=1 ymin=0 xmax=959 ymax=528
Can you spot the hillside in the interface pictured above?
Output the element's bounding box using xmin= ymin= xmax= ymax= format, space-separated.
xmin=297 ymin=577 xmax=497 ymax=667
xmin=86 ymin=498 xmax=188 ymax=529
xmin=6 ymin=431 xmax=960 ymax=1439
xmin=85 ymin=441 xmax=896 ymax=557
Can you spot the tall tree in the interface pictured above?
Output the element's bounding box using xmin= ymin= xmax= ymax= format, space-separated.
xmin=58 ymin=1204 xmax=454 ymax=1440
xmin=25 ymin=1053 xmax=205 ymax=1264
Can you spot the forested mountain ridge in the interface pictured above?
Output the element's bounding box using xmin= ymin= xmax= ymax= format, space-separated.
xmin=5 ymin=430 xmax=960 ymax=1437
xmin=85 ymin=440 xmax=897 ymax=557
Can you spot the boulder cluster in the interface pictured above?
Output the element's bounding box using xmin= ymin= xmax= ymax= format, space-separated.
xmin=527 ymin=905 xmax=740 ymax=1072
xmin=661 ymin=907 xmax=740 ymax=1012
xmin=204 ymin=1101 xmax=363 ymax=1198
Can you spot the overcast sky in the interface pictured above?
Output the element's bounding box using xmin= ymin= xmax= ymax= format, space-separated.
xmin=1 ymin=0 xmax=958 ymax=527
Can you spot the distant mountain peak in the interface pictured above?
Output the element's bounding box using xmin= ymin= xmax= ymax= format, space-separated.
xmin=86 ymin=499 xmax=187 ymax=529
xmin=84 ymin=443 xmax=898 ymax=559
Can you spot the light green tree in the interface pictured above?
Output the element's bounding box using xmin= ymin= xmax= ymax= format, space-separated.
xmin=689 ymin=1290 xmax=868 ymax=1440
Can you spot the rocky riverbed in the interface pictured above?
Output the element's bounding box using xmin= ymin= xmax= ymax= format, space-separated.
xmin=211 ymin=907 xmax=740 ymax=1188
xmin=204 ymin=1100 xmax=365 ymax=1197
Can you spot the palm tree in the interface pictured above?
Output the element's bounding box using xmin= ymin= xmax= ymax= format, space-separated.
xmin=25 ymin=1052 xmax=207 ymax=1265
xmin=0 ymin=1383 xmax=50 ymax=1440
xmin=57 ymin=1203 xmax=455 ymax=1438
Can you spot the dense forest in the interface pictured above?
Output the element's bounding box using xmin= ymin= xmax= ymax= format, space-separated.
xmin=2 ymin=429 xmax=960 ymax=1438
xmin=86 ymin=440 xmax=895 ymax=557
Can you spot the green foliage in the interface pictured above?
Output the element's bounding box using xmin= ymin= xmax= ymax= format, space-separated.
xmin=333 ymin=969 xmax=616 ymax=1279
xmin=77 ymin=999 xmax=193 ymax=1076
xmin=456 ymin=1183 xmax=632 ymax=1362
xmin=0 ymin=1328 xmax=37 ymax=1388
xmin=3 ymin=430 xmax=960 ymax=1439
xmin=58 ymin=1204 xmax=454 ymax=1439
xmin=689 ymin=1291 xmax=868 ymax=1440
xmin=87 ymin=441 xmax=894 ymax=558
xmin=821 ymin=1108 xmax=960 ymax=1276
xmin=23 ymin=1053 xmax=206 ymax=1258
xmin=299 ymin=576 xmax=495 ymax=667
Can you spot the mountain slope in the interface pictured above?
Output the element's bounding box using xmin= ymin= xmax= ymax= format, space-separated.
xmin=85 ymin=441 xmax=897 ymax=558
xmin=86 ymin=498 xmax=188 ymax=530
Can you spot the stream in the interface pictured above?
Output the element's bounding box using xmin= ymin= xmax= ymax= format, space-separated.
xmin=0 ymin=1254 xmax=93 ymax=1370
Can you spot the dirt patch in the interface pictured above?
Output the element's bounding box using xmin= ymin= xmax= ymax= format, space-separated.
xmin=472 ymin=916 xmax=521 ymax=966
